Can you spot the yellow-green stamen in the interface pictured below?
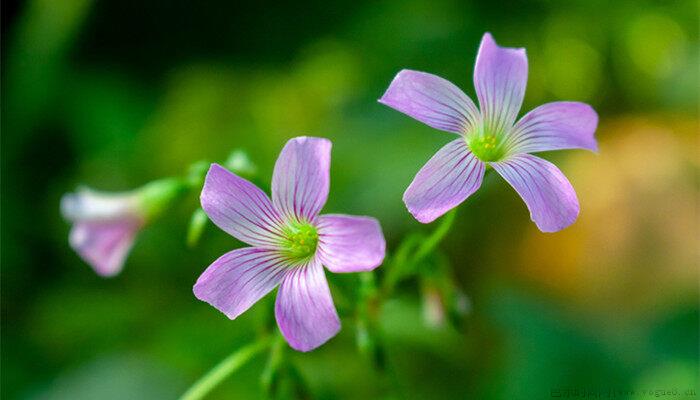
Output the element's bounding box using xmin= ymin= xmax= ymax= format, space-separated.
xmin=466 ymin=126 xmax=507 ymax=162
xmin=280 ymin=220 xmax=319 ymax=261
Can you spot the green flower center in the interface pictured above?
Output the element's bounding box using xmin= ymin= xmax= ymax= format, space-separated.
xmin=280 ymin=221 xmax=318 ymax=261
xmin=466 ymin=127 xmax=507 ymax=162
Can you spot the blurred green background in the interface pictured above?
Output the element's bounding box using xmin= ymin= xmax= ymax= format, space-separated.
xmin=2 ymin=0 xmax=698 ymax=399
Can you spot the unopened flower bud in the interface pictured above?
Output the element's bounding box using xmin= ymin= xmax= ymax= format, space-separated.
xmin=61 ymin=178 xmax=188 ymax=277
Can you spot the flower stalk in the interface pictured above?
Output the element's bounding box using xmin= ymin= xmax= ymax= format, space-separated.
xmin=179 ymin=336 xmax=273 ymax=400
xmin=260 ymin=332 xmax=286 ymax=398
xmin=382 ymin=208 xmax=457 ymax=295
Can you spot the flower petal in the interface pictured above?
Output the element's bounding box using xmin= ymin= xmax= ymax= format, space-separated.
xmin=491 ymin=154 xmax=579 ymax=232
xmin=317 ymin=214 xmax=386 ymax=273
xmin=378 ymin=69 xmax=480 ymax=134
xmin=69 ymin=220 xmax=141 ymax=277
xmin=275 ymin=259 xmax=340 ymax=352
xmin=474 ymin=33 xmax=528 ymax=136
xmin=506 ymin=102 xmax=599 ymax=154
xmin=201 ymin=164 xmax=285 ymax=247
xmin=193 ymin=247 xmax=291 ymax=320
xmin=404 ymin=139 xmax=485 ymax=223
xmin=61 ymin=188 xmax=140 ymax=221
xmin=271 ymin=137 xmax=331 ymax=222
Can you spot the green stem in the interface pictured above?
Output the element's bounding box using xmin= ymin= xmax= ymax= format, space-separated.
xmin=382 ymin=209 xmax=457 ymax=294
xmin=260 ymin=332 xmax=286 ymax=396
xmin=382 ymin=233 xmax=422 ymax=293
xmin=412 ymin=208 xmax=457 ymax=266
xmin=179 ymin=336 xmax=273 ymax=400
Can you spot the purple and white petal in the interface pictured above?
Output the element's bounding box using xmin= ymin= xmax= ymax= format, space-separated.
xmin=491 ymin=154 xmax=579 ymax=232
xmin=193 ymin=247 xmax=291 ymax=320
xmin=69 ymin=220 xmax=142 ymax=277
xmin=506 ymin=102 xmax=599 ymax=154
xmin=317 ymin=214 xmax=386 ymax=273
xmin=275 ymin=259 xmax=340 ymax=352
xmin=271 ymin=137 xmax=331 ymax=222
xmin=379 ymin=69 xmax=479 ymax=135
xmin=61 ymin=188 xmax=141 ymax=222
xmin=201 ymin=164 xmax=285 ymax=248
xmin=474 ymin=33 xmax=528 ymax=136
xmin=378 ymin=69 xmax=480 ymax=134
xmin=404 ymin=139 xmax=485 ymax=223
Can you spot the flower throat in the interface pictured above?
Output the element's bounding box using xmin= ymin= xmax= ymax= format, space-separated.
xmin=281 ymin=221 xmax=319 ymax=261
xmin=466 ymin=125 xmax=507 ymax=162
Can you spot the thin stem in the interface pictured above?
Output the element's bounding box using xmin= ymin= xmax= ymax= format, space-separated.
xmin=382 ymin=233 xmax=423 ymax=293
xmin=357 ymin=271 xmax=381 ymax=364
xmin=260 ymin=332 xmax=286 ymax=397
xmin=412 ymin=208 xmax=457 ymax=265
xmin=382 ymin=208 xmax=458 ymax=294
xmin=179 ymin=336 xmax=273 ymax=400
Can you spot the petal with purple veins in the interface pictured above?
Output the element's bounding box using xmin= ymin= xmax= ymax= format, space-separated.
xmin=193 ymin=247 xmax=291 ymax=320
xmin=275 ymin=259 xmax=340 ymax=352
xmin=404 ymin=139 xmax=485 ymax=223
xmin=272 ymin=137 xmax=331 ymax=222
xmin=378 ymin=69 xmax=480 ymax=134
xmin=317 ymin=214 xmax=386 ymax=273
xmin=506 ymin=101 xmax=599 ymax=154
xmin=201 ymin=164 xmax=286 ymax=248
xmin=491 ymin=154 xmax=579 ymax=232
xmin=473 ymin=33 xmax=528 ymax=136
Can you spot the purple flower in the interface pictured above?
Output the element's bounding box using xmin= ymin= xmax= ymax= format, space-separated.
xmin=193 ymin=137 xmax=386 ymax=352
xmin=379 ymin=33 xmax=598 ymax=232
xmin=61 ymin=179 xmax=186 ymax=277
xmin=62 ymin=188 xmax=145 ymax=277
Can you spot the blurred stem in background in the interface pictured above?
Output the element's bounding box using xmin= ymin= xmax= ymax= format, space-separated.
xmin=178 ymin=335 xmax=274 ymax=400
xmin=382 ymin=208 xmax=457 ymax=295
xmin=260 ymin=332 xmax=312 ymax=399
xmin=178 ymin=330 xmax=311 ymax=400
xmin=356 ymin=207 xmax=461 ymax=371
xmin=260 ymin=333 xmax=286 ymax=397
xmin=356 ymin=271 xmax=384 ymax=368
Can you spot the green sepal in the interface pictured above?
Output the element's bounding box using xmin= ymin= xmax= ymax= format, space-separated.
xmin=186 ymin=208 xmax=209 ymax=248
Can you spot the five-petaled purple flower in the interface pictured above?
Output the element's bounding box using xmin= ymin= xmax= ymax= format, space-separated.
xmin=379 ymin=33 xmax=598 ymax=232
xmin=194 ymin=137 xmax=386 ymax=351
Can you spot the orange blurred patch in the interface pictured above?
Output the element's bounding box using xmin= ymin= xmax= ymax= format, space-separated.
xmin=516 ymin=115 xmax=698 ymax=318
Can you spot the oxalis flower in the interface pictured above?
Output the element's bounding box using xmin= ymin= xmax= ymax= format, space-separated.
xmin=61 ymin=179 xmax=187 ymax=276
xmin=379 ymin=33 xmax=598 ymax=232
xmin=194 ymin=137 xmax=386 ymax=352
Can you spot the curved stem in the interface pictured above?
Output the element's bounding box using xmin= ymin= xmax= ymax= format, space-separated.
xmin=382 ymin=208 xmax=458 ymax=294
xmin=260 ymin=332 xmax=286 ymax=396
xmin=382 ymin=233 xmax=422 ymax=293
xmin=412 ymin=208 xmax=457 ymax=266
xmin=179 ymin=336 xmax=273 ymax=400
